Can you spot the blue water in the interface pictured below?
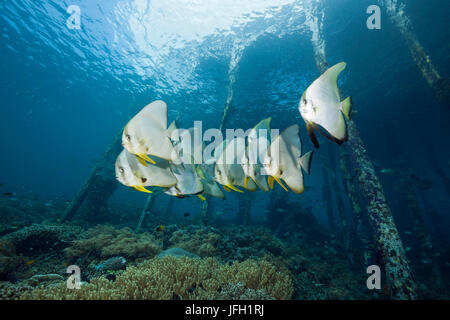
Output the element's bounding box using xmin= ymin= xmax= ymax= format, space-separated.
xmin=0 ymin=0 xmax=449 ymax=299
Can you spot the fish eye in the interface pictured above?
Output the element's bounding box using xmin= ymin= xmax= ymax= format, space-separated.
xmin=126 ymin=134 xmax=131 ymax=141
xmin=119 ymin=167 xmax=124 ymax=174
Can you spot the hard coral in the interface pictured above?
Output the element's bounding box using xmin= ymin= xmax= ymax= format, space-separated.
xmin=64 ymin=225 xmax=162 ymax=260
xmin=2 ymin=224 xmax=82 ymax=256
xmin=0 ymin=239 xmax=26 ymax=281
xmin=169 ymin=226 xmax=220 ymax=257
xmin=21 ymin=256 xmax=293 ymax=300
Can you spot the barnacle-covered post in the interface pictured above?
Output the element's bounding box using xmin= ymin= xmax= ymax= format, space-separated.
xmin=219 ymin=47 xmax=253 ymax=226
xmin=200 ymin=195 xmax=211 ymax=226
xmin=345 ymin=122 xmax=417 ymax=299
xmin=237 ymin=193 xmax=251 ymax=226
xmin=340 ymin=153 xmax=374 ymax=265
xmin=404 ymin=187 xmax=441 ymax=286
xmin=305 ymin=3 xmax=417 ymax=299
xmin=136 ymin=192 xmax=157 ymax=232
xmin=61 ymin=132 xmax=122 ymax=222
xmin=383 ymin=122 xmax=441 ymax=286
xmin=321 ymin=165 xmax=335 ymax=230
xmin=305 ymin=5 xmax=352 ymax=247
xmin=423 ymin=142 xmax=450 ymax=197
xmin=164 ymin=197 xmax=174 ymax=221
xmin=379 ymin=0 xmax=449 ymax=108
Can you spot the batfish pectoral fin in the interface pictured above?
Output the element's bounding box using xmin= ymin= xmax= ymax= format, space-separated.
xmin=274 ymin=176 xmax=289 ymax=192
xmin=306 ymin=122 xmax=320 ymax=149
xmin=135 ymin=155 xmax=148 ymax=167
xmin=250 ymin=176 xmax=264 ymax=192
xmin=137 ymin=153 xmax=156 ymax=165
xmin=226 ymin=184 xmax=244 ymax=193
xmin=268 ymin=176 xmax=275 ymax=189
xmin=244 ymin=176 xmax=249 ymax=189
xmin=196 ymin=194 xmax=206 ymax=201
xmin=132 ymin=185 xmax=152 ymax=193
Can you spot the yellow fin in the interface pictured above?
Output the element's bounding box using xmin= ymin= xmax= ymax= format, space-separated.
xmin=132 ymin=185 xmax=152 ymax=193
xmin=135 ymin=155 xmax=148 ymax=167
xmin=268 ymin=176 xmax=274 ymax=189
xmin=244 ymin=176 xmax=249 ymax=189
xmin=340 ymin=96 xmax=352 ymax=119
xmin=137 ymin=153 xmax=156 ymax=165
xmin=274 ymin=177 xmax=289 ymax=192
xmin=250 ymin=176 xmax=264 ymax=192
xmin=197 ymin=194 xmax=206 ymax=201
xmin=223 ymin=185 xmax=232 ymax=192
xmin=226 ymin=184 xmax=244 ymax=193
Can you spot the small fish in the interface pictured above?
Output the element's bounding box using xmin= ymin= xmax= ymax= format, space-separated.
xmin=276 ymin=208 xmax=286 ymax=213
xmin=404 ymin=231 xmax=413 ymax=235
xmin=2 ymin=192 xmax=16 ymax=196
xmin=380 ymin=168 xmax=401 ymax=175
xmin=298 ymin=62 xmax=352 ymax=148
xmin=183 ymin=213 xmax=190 ymax=218
xmin=405 ymin=247 xmax=412 ymax=252
xmin=26 ymin=260 xmax=34 ymax=265
xmin=155 ymin=225 xmax=165 ymax=232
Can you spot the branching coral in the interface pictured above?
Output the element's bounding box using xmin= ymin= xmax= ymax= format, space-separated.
xmin=21 ymin=256 xmax=293 ymax=300
xmin=64 ymin=225 xmax=162 ymax=260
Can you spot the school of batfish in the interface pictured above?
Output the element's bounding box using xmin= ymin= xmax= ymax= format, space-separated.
xmin=115 ymin=62 xmax=352 ymax=200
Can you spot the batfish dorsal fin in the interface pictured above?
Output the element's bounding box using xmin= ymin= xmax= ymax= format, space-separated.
xmin=319 ymin=62 xmax=346 ymax=99
xmin=139 ymin=100 xmax=168 ymax=129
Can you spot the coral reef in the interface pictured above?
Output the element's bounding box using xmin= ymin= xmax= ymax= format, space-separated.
xmin=0 ymin=239 xmax=26 ymax=281
xmin=0 ymin=281 xmax=33 ymax=300
xmin=168 ymin=226 xmax=220 ymax=257
xmin=94 ymin=257 xmax=127 ymax=272
xmin=64 ymin=225 xmax=162 ymax=260
xmin=216 ymin=226 xmax=284 ymax=262
xmin=158 ymin=247 xmax=199 ymax=258
xmin=21 ymin=256 xmax=293 ymax=300
xmin=2 ymin=224 xmax=82 ymax=256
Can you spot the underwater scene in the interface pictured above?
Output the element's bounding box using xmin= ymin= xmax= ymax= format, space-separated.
xmin=0 ymin=0 xmax=449 ymax=301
